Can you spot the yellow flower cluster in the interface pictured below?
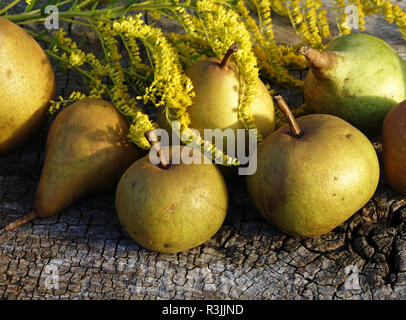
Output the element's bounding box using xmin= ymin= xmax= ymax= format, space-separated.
xmin=51 ymin=26 xmax=155 ymax=150
xmin=318 ymin=7 xmax=331 ymax=38
xmin=69 ymin=51 xmax=86 ymax=67
xmin=174 ymin=5 xmax=199 ymax=35
xmin=48 ymin=91 xmax=87 ymax=115
xmin=165 ymin=32 xmax=210 ymax=68
xmin=270 ymin=0 xmax=406 ymax=41
xmin=284 ymin=0 xmax=329 ymax=47
xmin=305 ymin=0 xmax=323 ymax=45
xmin=31 ymin=0 xmax=406 ymax=167
xmin=270 ymin=0 xmax=289 ymax=17
xmin=235 ymin=0 xmax=303 ymax=89
xmin=113 ymin=14 xmax=193 ymax=126
xmin=360 ymin=0 xmax=380 ymax=15
xmin=353 ymin=0 xmax=366 ymax=31
xmin=334 ymin=0 xmax=352 ymax=35
xmin=275 ymin=103 xmax=308 ymax=129
xmin=196 ymin=0 xmax=262 ymax=144
xmin=112 ymin=13 xmax=238 ymax=165
xmin=278 ymin=45 xmax=308 ymax=70
xmin=286 ymin=0 xmax=312 ymax=44
xmin=148 ymin=9 xmax=162 ymax=21
xmin=95 ymin=17 xmax=156 ymax=149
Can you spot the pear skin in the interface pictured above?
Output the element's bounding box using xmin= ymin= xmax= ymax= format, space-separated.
xmin=247 ymin=107 xmax=380 ymax=237
xmin=382 ymin=100 xmax=406 ymax=194
xmin=302 ymin=33 xmax=406 ymax=136
xmin=116 ymin=145 xmax=228 ymax=253
xmin=5 ymin=99 xmax=140 ymax=231
xmin=0 ymin=18 xmax=55 ymax=154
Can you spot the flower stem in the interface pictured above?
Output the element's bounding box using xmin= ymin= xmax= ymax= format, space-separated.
xmin=5 ymin=2 xmax=196 ymax=24
xmin=0 ymin=0 xmax=21 ymax=15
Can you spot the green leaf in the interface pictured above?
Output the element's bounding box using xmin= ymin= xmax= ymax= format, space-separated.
xmin=40 ymin=0 xmax=59 ymax=16
xmin=228 ymin=0 xmax=239 ymax=6
xmin=91 ymin=1 xmax=99 ymax=11
xmin=125 ymin=0 xmax=137 ymax=9
xmin=68 ymin=0 xmax=79 ymax=11
xmin=25 ymin=0 xmax=38 ymax=13
xmin=107 ymin=0 xmax=117 ymax=9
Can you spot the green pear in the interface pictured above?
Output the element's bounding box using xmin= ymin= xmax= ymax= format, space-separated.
xmin=247 ymin=96 xmax=380 ymax=237
xmin=5 ymin=99 xmax=140 ymax=231
xmin=157 ymin=43 xmax=275 ymax=158
xmin=0 ymin=18 xmax=55 ymax=154
xmin=301 ymin=33 xmax=406 ymax=135
xmin=115 ymin=144 xmax=228 ymax=253
xmin=382 ymin=100 xmax=406 ymax=194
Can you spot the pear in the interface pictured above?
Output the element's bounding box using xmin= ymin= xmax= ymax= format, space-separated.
xmin=157 ymin=43 xmax=275 ymax=158
xmin=4 ymin=99 xmax=140 ymax=231
xmin=247 ymin=96 xmax=380 ymax=237
xmin=0 ymin=18 xmax=55 ymax=154
xmin=115 ymin=141 xmax=228 ymax=253
xmin=301 ymin=33 xmax=406 ymax=135
xmin=382 ymin=100 xmax=406 ymax=194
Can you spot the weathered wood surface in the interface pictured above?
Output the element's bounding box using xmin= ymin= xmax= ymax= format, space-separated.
xmin=1 ymin=2 xmax=406 ymax=300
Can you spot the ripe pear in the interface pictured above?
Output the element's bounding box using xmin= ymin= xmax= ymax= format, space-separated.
xmin=247 ymin=96 xmax=380 ymax=237
xmin=157 ymin=43 xmax=275 ymax=157
xmin=301 ymin=33 xmax=406 ymax=135
xmin=0 ymin=18 xmax=55 ymax=154
xmin=382 ymin=100 xmax=406 ymax=194
xmin=4 ymin=99 xmax=141 ymax=231
xmin=115 ymin=144 xmax=228 ymax=253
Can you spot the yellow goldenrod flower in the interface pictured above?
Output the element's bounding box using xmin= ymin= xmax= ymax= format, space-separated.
xmin=68 ymin=51 xmax=85 ymax=67
xmin=196 ymin=0 xmax=262 ymax=143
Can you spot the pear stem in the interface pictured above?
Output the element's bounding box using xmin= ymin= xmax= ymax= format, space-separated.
xmin=145 ymin=130 xmax=169 ymax=169
xmin=220 ymin=43 xmax=239 ymax=69
xmin=299 ymin=46 xmax=330 ymax=70
xmin=4 ymin=210 xmax=37 ymax=231
xmin=274 ymin=96 xmax=302 ymax=138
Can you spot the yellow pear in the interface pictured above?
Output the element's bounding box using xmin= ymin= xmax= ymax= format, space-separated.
xmin=116 ymin=144 xmax=228 ymax=253
xmin=157 ymin=43 xmax=275 ymax=157
xmin=0 ymin=18 xmax=55 ymax=154
xmin=247 ymin=96 xmax=380 ymax=237
xmin=5 ymin=99 xmax=141 ymax=231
